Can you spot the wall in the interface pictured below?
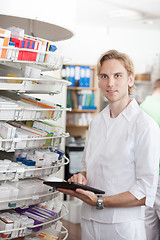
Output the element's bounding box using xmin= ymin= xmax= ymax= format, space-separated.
xmin=60 ymin=23 xmax=160 ymax=78
xmin=2 ymin=0 xmax=160 ymax=77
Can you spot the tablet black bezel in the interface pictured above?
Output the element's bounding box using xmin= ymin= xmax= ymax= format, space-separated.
xmin=43 ymin=181 xmax=105 ymax=194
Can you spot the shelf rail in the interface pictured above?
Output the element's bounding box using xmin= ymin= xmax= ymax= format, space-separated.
xmin=0 ymin=78 xmax=71 ymax=94
xmin=0 ymin=133 xmax=70 ymax=151
xmin=60 ymin=225 xmax=69 ymax=240
xmin=0 ymin=133 xmax=69 ymax=142
xmin=0 ymin=76 xmax=70 ymax=86
xmin=0 ymin=190 xmax=59 ymax=204
xmin=0 ymin=203 xmax=68 ymax=238
xmin=0 ymin=106 xmax=71 ymax=121
xmin=0 ymin=155 xmax=69 ymax=176
xmin=0 ymin=46 xmax=64 ymax=71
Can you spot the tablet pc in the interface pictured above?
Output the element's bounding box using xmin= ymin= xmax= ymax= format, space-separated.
xmin=43 ymin=181 xmax=105 ymax=194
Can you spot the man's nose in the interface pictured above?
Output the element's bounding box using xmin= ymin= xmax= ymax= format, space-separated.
xmin=108 ymin=76 xmax=114 ymax=86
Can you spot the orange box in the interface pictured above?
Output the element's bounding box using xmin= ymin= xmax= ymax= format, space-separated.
xmin=0 ymin=28 xmax=11 ymax=59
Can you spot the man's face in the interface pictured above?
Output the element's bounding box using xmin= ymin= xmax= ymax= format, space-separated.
xmin=98 ymin=59 xmax=133 ymax=104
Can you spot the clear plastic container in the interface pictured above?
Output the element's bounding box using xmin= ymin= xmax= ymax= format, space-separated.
xmin=34 ymin=150 xmax=45 ymax=176
xmin=34 ymin=150 xmax=45 ymax=167
xmin=0 ymin=186 xmax=11 ymax=209
xmin=43 ymin=152 xmax=59 ymax=175
xmin=8 ymin=162 xmax=19 ymax=179
xmin=0 ymin=163 xmax=8 ymax=180
xmin=20 ymin=151 xmax=28 ymax=158
xmin=0 ymin=159 xmax=11 ymax=180
xmin=16 ymin=164 xmax=25 ymax=179
xmin=43 ymin=152 xmax=54 ymax=175
xmin=23 ymin=160 xmax=36 ymax=178
xmin=26 ymin=153 xmax=34 ymax=161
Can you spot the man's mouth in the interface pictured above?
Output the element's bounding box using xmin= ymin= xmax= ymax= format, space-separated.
xmin=106 ymin=90 xmax=117 ymax=93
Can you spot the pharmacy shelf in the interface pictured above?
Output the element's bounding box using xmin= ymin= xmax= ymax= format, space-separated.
xmin=0 ymin=59 xmax=63 ymax=72
xmin=0 ymin=15 xmax=71 ymax=240
xmin=28 ymin=204 xmax=68 ymax=229
xmin=0 ymin=133 xmax=70 ymax=152
xmin=0 ymin=75 xmax=70 ymax=83
xmin=0 ymin=83 xmax=62 ymax=94
xmin=0 ymin=55 xmax=70 ymax=73
xmin=0 ymin=106 xmax=71 ymax=121
xmin=0 ymin=76 xmax=70 ymax=86
xmin=0 ymin=203 xmax=68 ymax=238
xmin=0 ymin=225 xmax=68 ymax=240
xmin=0 ymin=155 xmax=69 ymax=181
xmin=34 ymin=227 xmax=68 ymax=240
xmin=0 ymin=50 xmax=71 ymax=94
xmin=0 ymin=227 xmax=69 ymax=240
xmin=0 ymin=191 xmax=59 ymax=210
xmin=0 ymin=77 xmax=70 ymax=94
xmin=0 ymin=45 xmax=64 ymax=71
xmin=17 ymin=107 xmax=71 ymax=121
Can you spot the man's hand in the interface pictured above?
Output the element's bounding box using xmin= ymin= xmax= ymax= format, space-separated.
xmin=57 ymin=187 xmax=98 ymax=206
xmin=68 ymin=172 xmax=87 ymax=185
xmin=57 ymin=171 xmax=97 ymax=206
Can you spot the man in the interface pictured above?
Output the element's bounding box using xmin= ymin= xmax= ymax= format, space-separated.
xmin=140 ymin=79 xmax=160 ymax=240
xmin=58 ymin=50 xmax=160 ymax=240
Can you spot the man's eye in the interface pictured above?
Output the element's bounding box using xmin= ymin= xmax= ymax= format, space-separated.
xmin=101 ymin=74 xmax=108 ymax=79
xmin=115 ymin=74 xmax=122 ymax=78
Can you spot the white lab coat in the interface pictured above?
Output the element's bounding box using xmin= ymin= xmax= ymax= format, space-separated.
xmin=81 ymin=99 xmax=160 ymax=223
xmin=81 ymin=218 xmax=146 ymax=240
xmin=145 ymin=176 xmax=160 ymax=240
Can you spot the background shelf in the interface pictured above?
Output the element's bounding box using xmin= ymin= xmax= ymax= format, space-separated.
xmin=66 ymin=125 xmax=89 ymax=128
xmin=62 ymin=64 xmax=100 ymax=137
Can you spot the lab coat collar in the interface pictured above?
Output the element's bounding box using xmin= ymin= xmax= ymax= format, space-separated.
xmin=122 ymin=98 xmax=140 ymax=121
xmin=102 ymin=98 xmax=140 ymax=123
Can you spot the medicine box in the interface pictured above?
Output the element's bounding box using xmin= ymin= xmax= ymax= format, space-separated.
xmin=0 ymin=214 xmax=13 ymax=238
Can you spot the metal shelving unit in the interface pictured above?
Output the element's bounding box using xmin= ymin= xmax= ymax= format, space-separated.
xmin=0 ymin=15 xmax=72 ymax=238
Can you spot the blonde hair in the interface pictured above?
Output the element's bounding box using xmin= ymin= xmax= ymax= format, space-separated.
xmin=97 ymin=49 xmax=135 ymax=95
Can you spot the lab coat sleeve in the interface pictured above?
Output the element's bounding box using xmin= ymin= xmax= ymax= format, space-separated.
xmin=129 ymin=120 xmax=160 ymax=207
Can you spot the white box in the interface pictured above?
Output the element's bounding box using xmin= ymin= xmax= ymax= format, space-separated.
xmin=0 ymin=214 xmax=13 ymax=238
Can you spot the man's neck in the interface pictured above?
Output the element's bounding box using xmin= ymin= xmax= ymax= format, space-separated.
xmin=109 ymin=98 xmax=131 ymax=118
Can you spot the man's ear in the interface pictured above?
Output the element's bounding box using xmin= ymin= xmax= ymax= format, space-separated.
xmin=128 ymin=74 xmax=134 ymax=87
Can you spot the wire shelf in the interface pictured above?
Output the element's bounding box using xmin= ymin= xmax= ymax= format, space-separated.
xmin=0 ymin=155 xmax=69 ymax=181
xmin=0 ymin=133 xmax=70 ymax=152
xmin=0 ymin=204 xmax=68 ymax=239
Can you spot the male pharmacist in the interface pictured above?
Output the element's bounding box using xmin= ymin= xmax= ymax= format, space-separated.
xmin=140 ymin=78 xmax=160 ymax=240
xmin=58 ymin=50 xmax=160 ymax=240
